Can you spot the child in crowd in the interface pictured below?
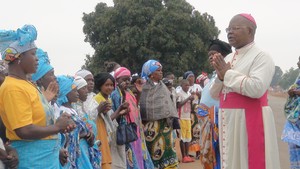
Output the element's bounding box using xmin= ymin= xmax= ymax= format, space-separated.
xmin=177 ymin=79 xmax=195 ymax=163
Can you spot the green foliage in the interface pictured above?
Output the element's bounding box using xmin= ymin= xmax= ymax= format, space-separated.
xmin=278 ymin=67 xmax=299 ymax=90
xmin=271 ymin=66 xmax=283 ymax=87
xmin=82 ymin=0 xmax=219 ymax=76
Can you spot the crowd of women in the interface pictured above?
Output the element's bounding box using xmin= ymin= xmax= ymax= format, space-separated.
xmin=3 ymin=12 xmax=299 ymax=169
xmin=0 ymin=24 xmax=235 ymax=169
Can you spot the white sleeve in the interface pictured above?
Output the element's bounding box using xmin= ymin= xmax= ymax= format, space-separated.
xmin=223 ymin=52 xmax=275 ymax=98
xmin=59 ymin=106 xmax=72 ymax=115
xmin=209 ymin=78 xmax=223 ymax=100
xmin=175 ymin=86 xmax=181 ymax=93
xmin=86 ymin=99 xmax=99 ymax=121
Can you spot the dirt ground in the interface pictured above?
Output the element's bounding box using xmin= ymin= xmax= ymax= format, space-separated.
xmin=179 ymin=93 xmax=289 ymax=169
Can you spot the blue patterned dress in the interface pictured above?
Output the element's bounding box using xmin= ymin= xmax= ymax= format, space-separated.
xmin=59 ymin=106 xmax=101 ymax=169
xmin=282 ymin=76 xmax=300 ymax=168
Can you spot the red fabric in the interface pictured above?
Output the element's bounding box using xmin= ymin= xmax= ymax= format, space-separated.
xmin=125 ymin=90 xmax=140 ymax=137
xmin=114 ymin=67 xmax=131 ymax=79
xmin=196 ymin=72 xmax=208 ymax=84
xmin=239 ymin=13 xmax=257 ymax=26
xmin=220 ymin=92 xmax=267 ymax=169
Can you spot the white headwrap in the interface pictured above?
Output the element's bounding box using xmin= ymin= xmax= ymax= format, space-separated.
xmin=75 ymin=69 xmax=92 ymax=79
xmin=74 ymin=76 xmax=87 ymax=90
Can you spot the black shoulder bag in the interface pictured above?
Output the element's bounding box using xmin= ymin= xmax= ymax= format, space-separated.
xmin=116 ymin=115 xmax=138 ymax=145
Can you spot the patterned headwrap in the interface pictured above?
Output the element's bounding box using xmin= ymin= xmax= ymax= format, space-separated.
xmin=0 ymin=25 xmax=37 ymax=63
xmin=57 ymin=75 xmax=75 ymax=106
xmin=183 ymin=71 xmax=194 ymax=79
xmin=31 ymin=48 xmax=53 ymax=82
xmin=114 ymin=67 xmax=131 ymax=79
xmin=239 ymin=13 xmax=256 ymax=26
xmin=0 ymin=60 xmax=8 ymax=75
xmin=141 ymin=59 xmax=162 ymax=80
xmin=75 ymin=69 xmax=92 ymax=79
xmin=74 ymin=76 xmax=87 ymax=90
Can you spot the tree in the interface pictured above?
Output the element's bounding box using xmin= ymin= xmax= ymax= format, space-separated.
xmin=271 ymin=66 xmax=283 ymax=87
xmin=278 ymin=67 xmax=299 ymax=90
xmin=82 ymin=0 xmax=219 ymax=76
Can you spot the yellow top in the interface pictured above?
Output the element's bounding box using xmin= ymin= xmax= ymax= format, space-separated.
xmin=94 ymin=93 xmax=112 ymax=168
xmin=0 ymin=77 xmax=52 ymax=140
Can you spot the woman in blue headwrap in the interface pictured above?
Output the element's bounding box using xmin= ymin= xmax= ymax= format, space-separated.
xmin=31 ymin=48 xmax=58 ymax=100
xmin=140 ymin=60 xmax=179 ymax=169
xmin=31 ymin=48 xmax=73 ymax=167
xmin=57 ymin=75 xmax=101 ymax=169
xmin=72 ymin=76 xmax=102 ymax=169
xmin=0 ymin=25 xmax=74 ymax=168
xmin=282 ymin=56 xmax=300 ymax=168
xmin=31 ymin=48 xmax=59 ymax=125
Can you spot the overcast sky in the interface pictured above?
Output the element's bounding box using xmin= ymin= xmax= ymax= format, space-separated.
xmin=1 ymin=0 xmax=299 ymax=75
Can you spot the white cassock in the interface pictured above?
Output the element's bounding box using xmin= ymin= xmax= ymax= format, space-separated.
xmin=210 ymin=42 xmax=281 ymax=169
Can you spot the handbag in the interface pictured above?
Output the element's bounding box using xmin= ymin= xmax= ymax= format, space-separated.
xmin=116 ymin=115 xmax=138 ymax=145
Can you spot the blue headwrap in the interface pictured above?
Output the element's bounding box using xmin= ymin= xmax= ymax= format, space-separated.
xmin=141 ymin=59 xmax=162 ymax=80
xmin=57 ymin=75 xmax=75 ymax=106
xmin=0 ymin=25 xmax=37 ymax=63
xmin=31 ymin=48 xmax=53 ymax=82
xmin=183 ymin=71 xmax=194 ymax=79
